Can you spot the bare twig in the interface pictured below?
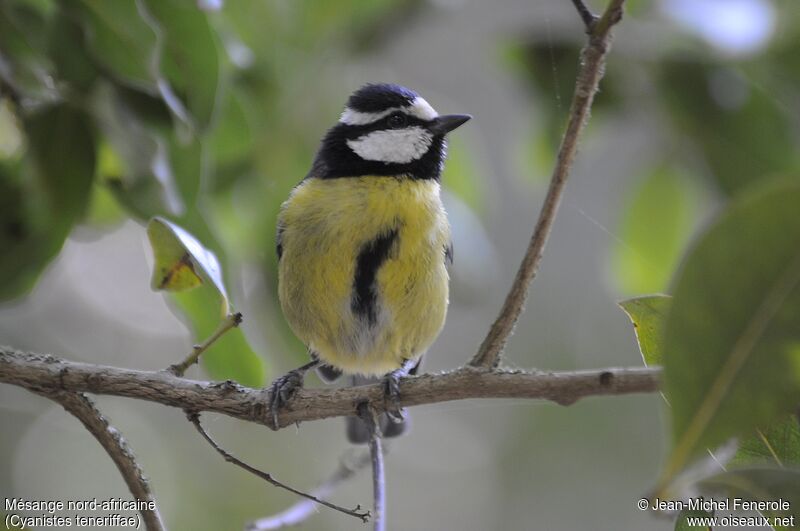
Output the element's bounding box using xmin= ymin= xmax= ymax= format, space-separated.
xmin=358 ymin=403 xmax=385 ymax=531
xmin=186 ymin=411 xmax=370 ymax=524
xmin=470 ymin=0 xmax=627 ymax=369
xmin=0 ymin=348 xmax=660 ymax=428
xmin=248 ymin=450 xmax=374 ymax=530
xmin=166 ymin=312 xmax=242 ymax=376
xmin=571 ymin=0 xmax=599 ymax=30
xmin=36 ymin=390 xmax=166 ymax=531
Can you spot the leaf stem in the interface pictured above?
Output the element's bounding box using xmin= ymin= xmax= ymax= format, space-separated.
xmin=167 ymin=311 xmax=242 ymax=376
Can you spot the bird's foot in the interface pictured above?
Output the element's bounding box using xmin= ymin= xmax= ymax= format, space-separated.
xmin=382 ymin=362 xmax=415 ymax=424
xmin=268 ymin=360 xmax=318 ymax=428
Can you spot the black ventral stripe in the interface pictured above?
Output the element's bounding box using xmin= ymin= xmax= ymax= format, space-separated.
xmin=351 ymin=228 xmax=399 ymax=325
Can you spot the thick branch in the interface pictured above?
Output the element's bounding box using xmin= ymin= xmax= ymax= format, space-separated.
xmin=36 ymin=389 xmax=166 ymax=531
xmin=470 ymin=0 xmax=626 ymax=369
xmin=1 ymin=348 xmax=659 ymax=429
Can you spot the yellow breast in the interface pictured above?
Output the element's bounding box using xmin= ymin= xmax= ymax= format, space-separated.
xmin=277 ymin=175 xmax=451 ymax=375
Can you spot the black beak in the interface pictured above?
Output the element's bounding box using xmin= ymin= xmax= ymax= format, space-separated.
xmin=429 ymin=114 xmax=472 ymax=135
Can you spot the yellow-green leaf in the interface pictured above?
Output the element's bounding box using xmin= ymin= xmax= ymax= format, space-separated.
xmin=146 ymin=216 xmax=229 ymax=314
xmin=619 ymin=294 xmax=671 ymax=366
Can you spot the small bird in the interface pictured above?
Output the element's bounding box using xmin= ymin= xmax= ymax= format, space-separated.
xmin=271 ymin=83 xmax=470 ymax=441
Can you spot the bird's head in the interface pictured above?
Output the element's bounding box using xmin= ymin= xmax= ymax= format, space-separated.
xmin=315 ymin=83 xmax=471 ymax=180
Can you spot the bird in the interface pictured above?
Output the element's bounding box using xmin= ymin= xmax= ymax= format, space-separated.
xmin=270 ymin=83 xmax=470 ymax=442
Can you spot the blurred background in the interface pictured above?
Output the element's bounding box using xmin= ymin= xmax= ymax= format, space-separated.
xmin=1 ymin=0 xmax=798 ymax=529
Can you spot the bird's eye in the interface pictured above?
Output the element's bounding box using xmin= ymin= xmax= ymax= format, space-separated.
xmin=387 ymin=113 xmax=407 ymax=129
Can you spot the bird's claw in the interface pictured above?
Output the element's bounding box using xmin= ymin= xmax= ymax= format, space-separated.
xmin=383 ymin=370 xmax=407 ymax=424
xmin=268 ymin=369 xmax=305 ymax=428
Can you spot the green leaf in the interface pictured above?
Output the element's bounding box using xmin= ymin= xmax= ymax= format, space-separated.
xmin=674 ymin=509 xmax=713 ymax=531
xmin=25 ymin=104 xmax=97 ymax=222
xmin=143 ymin=0 xmax=220 ymax=131
xmin=171 ymin=284 xmax=265 ymax=387
xmin=210 ymin=90 xmax=253 ymax=169
xmin=47 ymin=8 xmax=98 ymax=92
xmin=0 ymin=104 xmax=96 ymax=300
xmin=659 ymin=179 xmax=800 ymax=490
xmin=147 ymin=216 xmax=230 ymax=314
xmin=613 ymin=166 xmax=699 ymax=295
xmin=0 ymin=1 xmax=58 ymax=103
xmin=91 ymin=82 xmax=184 ymax=218
xmin=71 ymin=0 xmax=159 ymax=91
xmin=0 ymin=162 xmax=52 ymax=299
xmin=618 ymin=294 xmax=671 ymax=366
xmin=698 ymin=468 xmax=800 ymax=528
xmin=732 ymin=416 xmax=800 ymax=468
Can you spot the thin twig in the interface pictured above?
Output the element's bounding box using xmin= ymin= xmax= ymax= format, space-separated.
xmin=469 ymin=0 xmax=627 ymax=369
xmin=358 ymin=403 xmax=385 ymax=531
xmin=36 ymin=390 xmax=166 ymax=531
xmin=166 ymin=312 xmax=242 ymax=376
xmin=570 ymin=0 xmax=599 ymax=30
xmin=0 ymin=347 xmax=660 ymax=428
xmin=186 ymin=411 xmax=370 ymax=524
xmin=248 ymin=450 xmax=374 ymax=530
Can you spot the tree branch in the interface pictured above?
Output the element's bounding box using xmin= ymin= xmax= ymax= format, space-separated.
xmin=359 ymin=403 xmax=386 ymax=531
xmin=570 ymin=0 xmax=599 ymax=30
xmin=35 ymin=389 xmax=166 ymax=531
xmin=248 ymin=449 xmax=373 ymax=530
xmin=0 ymin=347 xmax=659 ymax=429
xmin=469 ymin=0 xmax=626 ymax=369
xmin=186 ymin=412 xmax=369 ymax=523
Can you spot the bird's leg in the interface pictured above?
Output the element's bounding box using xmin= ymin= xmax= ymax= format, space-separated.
xmin=382 ymin=358 xmax=417 ymax=424
xmin=268 ymin=359 xmax=319 ymax=428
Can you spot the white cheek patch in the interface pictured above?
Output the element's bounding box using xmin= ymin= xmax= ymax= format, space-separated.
xmin=347 ymin=127 xmax=434 ymax=164
xmin=340 ymin=97 xmax=439 ymax=126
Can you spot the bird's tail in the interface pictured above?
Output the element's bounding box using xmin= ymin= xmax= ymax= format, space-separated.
xmin=315 ymin=358 xmax=419 ymax=444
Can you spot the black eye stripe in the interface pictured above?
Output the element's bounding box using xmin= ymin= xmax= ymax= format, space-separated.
xmin=339 ymin=112 xmax=427 ymax=138
xmin=387 ymin=112 xmax=406 ymax=128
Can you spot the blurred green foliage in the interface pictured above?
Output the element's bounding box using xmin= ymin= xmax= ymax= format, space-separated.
xmin=0 ymin=0 xmax=434 ymax=385
xmin=662 ymin=179 xmax=800 ymax=483
xmin=507 ymin=0 xmax=800 ymax=300
xmin=674 ymin=509 xmax=713 ymax=531
xmin=619 ymin=178 xmax=800 ymax=525
xmin=3 ymin=1 xmax=800 ymax=528
xmin=732 ymin=415 xmax=800 ymax=468
xmin=613 ymin=167 xmax=698 ymax=295
xmin=699 ymin=468 xmax=800 ymax=526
